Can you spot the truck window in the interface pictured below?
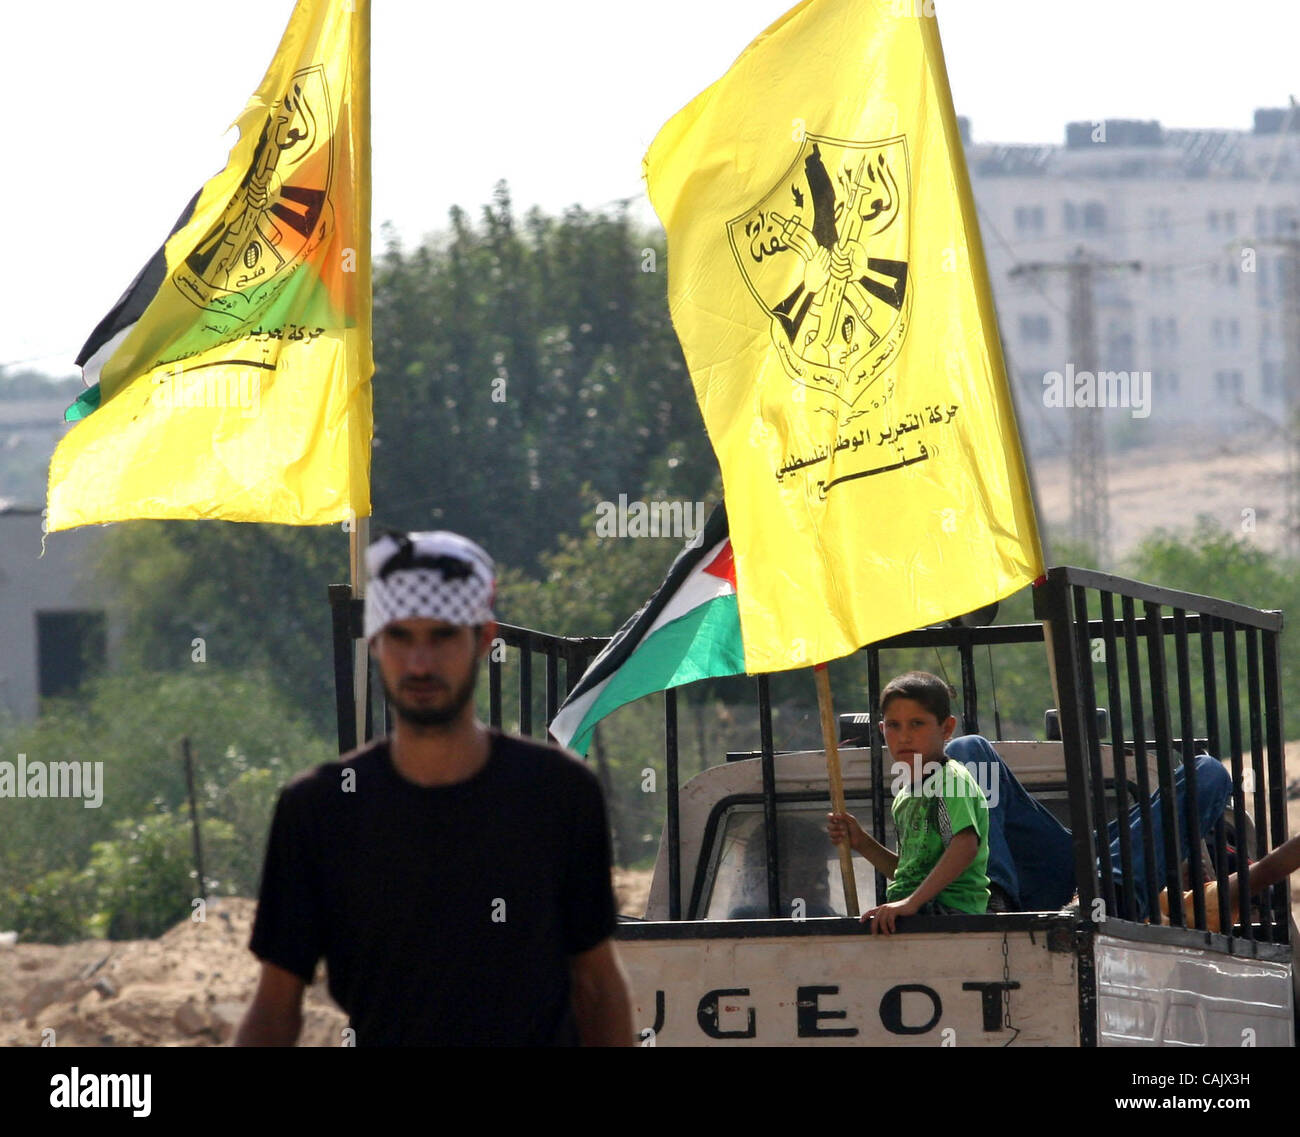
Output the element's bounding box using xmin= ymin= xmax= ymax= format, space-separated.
xmin=700 ymin=802 xmax=886 ymax=919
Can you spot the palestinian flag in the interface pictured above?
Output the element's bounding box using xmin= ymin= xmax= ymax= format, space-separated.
xmin=46 ymin=0 xmax=372 ymax=531
xmin=550 ymin=503 xmax=746 ymax=756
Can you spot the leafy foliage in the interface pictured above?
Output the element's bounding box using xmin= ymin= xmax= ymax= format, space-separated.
xmin=0 ymin=668 xmax=331 ymax=941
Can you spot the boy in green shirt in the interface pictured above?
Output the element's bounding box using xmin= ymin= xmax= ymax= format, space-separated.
xmin=828 ymin=671 xmax=990 ymax=933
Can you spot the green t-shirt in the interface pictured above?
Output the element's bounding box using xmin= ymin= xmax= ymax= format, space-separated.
xmin=887 ymin=758 xmax=990 ymax=914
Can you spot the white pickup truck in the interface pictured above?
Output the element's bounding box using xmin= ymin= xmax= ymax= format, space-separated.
xmin=608 ymin=567 xmax=1296 ymax=1047
xmin=619 ymin=738 xmax=1292 ymax=1046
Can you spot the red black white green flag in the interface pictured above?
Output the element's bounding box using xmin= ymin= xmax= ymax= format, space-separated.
xmin=549 ymin=504 xmax=746 ymax=755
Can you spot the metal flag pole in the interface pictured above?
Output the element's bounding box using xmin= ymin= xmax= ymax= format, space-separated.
xmin=351 ymin=516 xmax=370 ymax=745
xmin=814 ymin=662 xmax=859 ymax=916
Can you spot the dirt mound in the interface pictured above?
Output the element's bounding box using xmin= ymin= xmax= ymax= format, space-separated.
xmin=0 ymin=898 xmax=345 ymax=1047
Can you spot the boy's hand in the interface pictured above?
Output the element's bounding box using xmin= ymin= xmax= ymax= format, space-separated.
xmin=826 ymin=811 xmax=864 ymax=851
xmin=864 ymin=897 xmax=918 ymax=934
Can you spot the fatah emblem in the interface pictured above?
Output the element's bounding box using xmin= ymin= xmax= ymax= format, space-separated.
xmin=728 ymin=135 xmax=911 ymax=410
xmin=174 ymin=65 xmax=335 ymax=320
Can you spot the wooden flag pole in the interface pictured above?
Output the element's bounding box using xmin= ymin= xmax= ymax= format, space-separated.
xmin=814 ymin=662 xmax=859 ymax=917
xmin=348 ymin=0 xmax=373 ymax=749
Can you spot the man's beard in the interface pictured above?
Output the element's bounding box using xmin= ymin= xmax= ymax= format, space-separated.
xmin=382 ymin=660 xmax=480 ymax=729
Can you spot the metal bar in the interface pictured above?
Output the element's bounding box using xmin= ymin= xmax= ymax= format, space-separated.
xmin=1122 ymin=596 xmax=1162 ymax=922
xmin=1199 ymin=617 xmax=1233 ymax=943
xmin=1038 ymin=574 xmax=1101 ymax=919
xmin=1222 ymin=625 xmax=1253 ymax=941
xmin=1144 ymin=601 xmax=1186 ymax=927
xmin=758 ymin=675 xmax=781 ymax=919
xmin=519 ymin=634 xmax=533 ymax=737
xmin=868 ymin=649 xmax=887 ymax=909
xmin=545 ymin=647 xmax=560 ymax=725
xmin=868 ymin=614 xmax=1250 ymax=654
xmin=1214 ymin=816 xmax=1233 ymax=938
xmin=328 ymin=584 xmax=357 ymax=754
xmin=488 ymin=652 xmax=502 ymax=729
xmin=665 ymin=688 xmax=681 ymax=922
xmin=1262 ymin=629 xmax=1289 ymax=943
xmin=1173 ymin=608 xmax=1205 ymax=930
xmin=1200 ymin=618 xmax=1222 ymax=761
xmin=1100 ymin=593 xmax=1135 ymax=920
xmin=1245 ymin=627 xmax=1273 ymax=941
xmin=1074 ymin=587 xmax=1116 ymax=919
xmin=958 ymin=629 xmax=978 ymax=736
xmin=1043 ymin=566 xmax=1284 ymax=630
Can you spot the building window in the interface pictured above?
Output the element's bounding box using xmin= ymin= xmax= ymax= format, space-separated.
xmin=1018 ymin=314 xmax=1051 ymax=343
xmin=1262 ymin=360 xmax=1279 ymax=395
xmin=1209 ymin=210 xmax=1220 ymax=232
xmin=1213 ymin=370 xmax=1243 ymax=396
xmin=36 ymin=611 xmax=106 ymax=700
xmin=1013 ymin=205 xmax=1045 ymax=235
xmin=1083 ymin=202 xmax=1106 ymax=233
xmin=1149 ymin=316 xmax=1178 ymax=348
xmin=1064 ymin=202 xmax=1079 ymax=232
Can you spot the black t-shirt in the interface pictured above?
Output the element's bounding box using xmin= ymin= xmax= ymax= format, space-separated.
xmin=248 ymin=729 xmax=617 ymax=1046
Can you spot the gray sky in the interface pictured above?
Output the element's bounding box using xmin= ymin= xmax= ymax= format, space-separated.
xmin=4 ymin=0 xmax=1299 ymax=377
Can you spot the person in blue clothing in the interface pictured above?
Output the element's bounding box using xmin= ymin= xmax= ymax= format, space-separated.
xmin=947 ymin=732 xmax=1234 ymax=919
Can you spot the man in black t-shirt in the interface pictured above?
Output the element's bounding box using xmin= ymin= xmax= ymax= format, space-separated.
xmin=236 ymin=530 xmax=633 ymax=1046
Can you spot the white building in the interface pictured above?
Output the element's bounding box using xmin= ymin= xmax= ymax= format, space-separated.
xmin=966 ymin=110 xmax=1300 ymax=453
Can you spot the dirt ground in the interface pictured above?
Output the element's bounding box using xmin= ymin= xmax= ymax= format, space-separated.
xmin=1032 ymin=429 xmax=1288 ymax=556
xmin=0 ymin=869 xmax=653 ymax=1047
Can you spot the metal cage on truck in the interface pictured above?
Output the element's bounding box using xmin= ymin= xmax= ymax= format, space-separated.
xmin=329 ymin=565 xmax=1295 ymax=1046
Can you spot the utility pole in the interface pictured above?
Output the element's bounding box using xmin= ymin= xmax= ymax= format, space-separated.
xmin=1284 ymin=233 xmax=1300 ymax=555
xmin=1011 ymin=247 xmax=1140 ymax=565
xmin=1260 ymin=224 xmax=1300 ymax=554
xmin=1236 ymin=219 xmax=1300 ymax=553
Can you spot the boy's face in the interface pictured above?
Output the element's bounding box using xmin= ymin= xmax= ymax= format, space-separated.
xmin=879 ymin=697 xmax=956 ymax=774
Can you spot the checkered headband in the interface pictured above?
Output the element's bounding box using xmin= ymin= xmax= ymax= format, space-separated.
xmin=363 ymin=531 xmax=496 ymax=639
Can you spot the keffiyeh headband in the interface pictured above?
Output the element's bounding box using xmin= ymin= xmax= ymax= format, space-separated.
xmin=364 ymin=531 xmax=496 ymax=639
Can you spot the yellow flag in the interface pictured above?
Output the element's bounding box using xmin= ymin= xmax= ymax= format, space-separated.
xmin=47 ymin=0 xmax=372 ymax=531
xmin=644 ymin=0 xmax=1043 ymax=672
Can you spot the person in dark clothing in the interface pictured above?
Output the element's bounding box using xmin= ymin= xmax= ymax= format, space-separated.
xmin=237 ymin=530 xmax=634 ymax=1046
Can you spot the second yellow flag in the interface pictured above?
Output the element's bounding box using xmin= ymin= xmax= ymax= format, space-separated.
xmin=644 ymin=0 xmax=1043 ymax=672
